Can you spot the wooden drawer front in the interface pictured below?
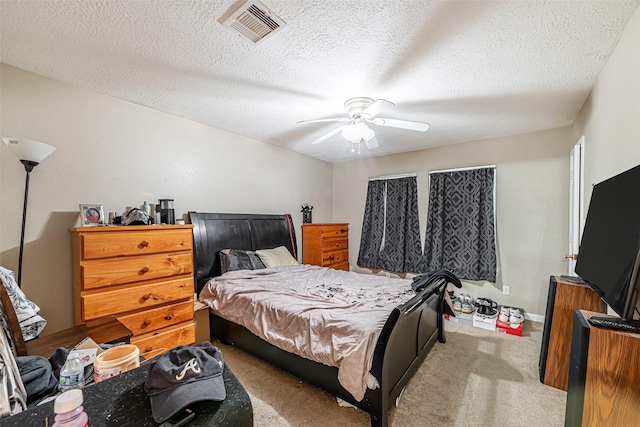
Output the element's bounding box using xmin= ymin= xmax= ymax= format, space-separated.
xmin=82 ymin=277 xmax=193 ymax=321
xmin=320 ymin=238 xmax=348 ymax=252
xmin=330 ymin=261 xmax=349 ymax=271
xmin=82 ymin=252 xmax=193 ymax=289
xmin=322 ymin=249 xmax=349 ymax=266
xmin=131 ymin=322 xmax=196 ymax=354
xmin=81 ymin=229 xmax=193 ymax=260
xmin=116 ymin=300 xmax=194 ymax=335
xmin=320 ymin=225 xmax=349 ymax=238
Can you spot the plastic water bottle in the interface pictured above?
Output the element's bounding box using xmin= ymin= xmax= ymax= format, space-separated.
xmin=59 ymin=351 xmax=84 ymax=392
xmin=52 ymin=389 xmax=88 ymax=427
xmin=142 ymin=200 xmax=151 ymax=216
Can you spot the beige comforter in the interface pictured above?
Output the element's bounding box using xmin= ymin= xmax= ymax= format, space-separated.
xmin=198 ymin=264 xmax=415 ymax=401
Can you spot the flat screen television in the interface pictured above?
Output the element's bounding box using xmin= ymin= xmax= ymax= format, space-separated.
xmin=575 ymin=164 xmax=640 ymax=329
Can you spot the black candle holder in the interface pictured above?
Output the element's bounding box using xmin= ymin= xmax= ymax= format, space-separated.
xmin=301 ymin=204 xmax=313 ymax=224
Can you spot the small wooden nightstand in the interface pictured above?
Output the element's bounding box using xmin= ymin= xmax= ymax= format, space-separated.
xmin=302 ymin=223 xmax=349 ymax=271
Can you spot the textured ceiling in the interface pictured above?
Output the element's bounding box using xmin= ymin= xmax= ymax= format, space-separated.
xmin=1 ymin=1 xmax=638 ymax=163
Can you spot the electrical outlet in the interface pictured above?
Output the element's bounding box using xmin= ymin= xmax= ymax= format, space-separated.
xmin=503 ymin=286 xmax=510 ymax=295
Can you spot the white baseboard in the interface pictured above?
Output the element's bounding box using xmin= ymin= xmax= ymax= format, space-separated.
xmin=525 ymin=313 xmax=544 ymax=323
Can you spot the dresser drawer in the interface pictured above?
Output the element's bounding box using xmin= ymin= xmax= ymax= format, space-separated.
xmin=81 ymin=252 xmax=193 ymax=290
xmin=82 ymin=277 xmax=193 ymax=321
xmin=320 ymin=238 xmax=348 ymax=252
xmin=81 ymin=229 xmax=193 ymax=260
xmin=116 ymin=299 xmax=194 ymax=335
xmin=322 ymin=249 xmax=349 ymax=266
xmin=131 ymin=322 xmax=196 ymax=354
xmin=329 ymin=261 xmax=349 ymax=272
xmin=319 ymin=225 xmax=349 ymax=238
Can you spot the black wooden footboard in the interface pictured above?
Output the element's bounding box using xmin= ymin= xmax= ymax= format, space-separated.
xmin=368 ymin=279 xmax=442 ymax=426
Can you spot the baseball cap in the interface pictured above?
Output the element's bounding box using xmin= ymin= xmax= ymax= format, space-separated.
xmin=144 ymin=342 xmax=226 ymax=423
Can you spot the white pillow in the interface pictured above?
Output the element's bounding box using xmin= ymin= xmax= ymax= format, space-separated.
xmin=255 ymin=246 xmax=299 ymax=267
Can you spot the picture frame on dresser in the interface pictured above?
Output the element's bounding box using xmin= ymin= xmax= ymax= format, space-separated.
xmin=79 ymin=204 xmax=105 ymax=226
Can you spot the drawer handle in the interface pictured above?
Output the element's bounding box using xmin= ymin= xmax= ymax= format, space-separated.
xmin=167 ymin=257 xmax=174 ymax=263
xmin=145 ymin=346 xmax=153 ymax=353
xmin=329 ymin=256 xmax=334 ymax=260
xmin=164 ymin=315 xmax=173 ymax=321
xmin=340 ymin=229 xmax=346 ymax=233
xmin=142 ymin=319 xmax=152 ymax=327
xmin=335 ymin=243 xmax=339 ymax=247
xmin=139 ymin=240 xmax=149 ymax=248
xmin=140 ymin=266 xmax=150 ymax=274
xmin=141 ymin=293 xmax=159 ymax=301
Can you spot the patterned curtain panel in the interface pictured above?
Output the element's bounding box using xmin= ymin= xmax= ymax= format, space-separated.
xmin=357 ymin=176 xmax=422 ymax=272
xmin=423 ymin=168 xmax=496 ymax=282
xmin=357 ymin=180 xmax=386 ymax=268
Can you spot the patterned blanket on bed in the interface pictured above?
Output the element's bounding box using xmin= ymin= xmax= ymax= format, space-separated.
xmin=198 ymin=264 xmax=415 ymax=401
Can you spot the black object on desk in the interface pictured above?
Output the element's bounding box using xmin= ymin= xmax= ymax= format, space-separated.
xmin=587 ymin=315 xmax=640 ymax=333
xmin=1 ymin=363 xmax=253 ymax=426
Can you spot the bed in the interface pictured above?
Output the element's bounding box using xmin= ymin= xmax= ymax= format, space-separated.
xmin=189 ymin=212 xmax=454 ymax=427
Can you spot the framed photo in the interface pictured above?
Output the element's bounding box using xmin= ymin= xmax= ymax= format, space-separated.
xmin=80 ymin=204 xmax=105 ymax=226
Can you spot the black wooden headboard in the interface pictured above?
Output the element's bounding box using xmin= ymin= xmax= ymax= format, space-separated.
xmin=188 ymin=212 xmax=298 ymax=295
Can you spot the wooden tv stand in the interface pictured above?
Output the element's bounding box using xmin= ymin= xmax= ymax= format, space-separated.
xmin=566 ymin=310 xmax=640 ymax=426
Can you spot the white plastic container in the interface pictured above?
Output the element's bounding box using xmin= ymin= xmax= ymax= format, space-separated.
xmin=93 ymin=344 xmax=140 ymax=383
xmin=52 ymin=389 xmax=88 ymax=427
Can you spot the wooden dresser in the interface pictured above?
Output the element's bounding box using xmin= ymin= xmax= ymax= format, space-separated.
xmin=302 ymin=223 xmax=349 ymax=271
xmin=70 ymin=225 xmax=196 ymax=355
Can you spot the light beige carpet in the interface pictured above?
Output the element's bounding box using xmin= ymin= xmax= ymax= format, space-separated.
xmin=216 ymin=320 xmax=567 ymax=426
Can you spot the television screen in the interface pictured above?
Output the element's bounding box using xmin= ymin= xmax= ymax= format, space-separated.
xmin=575 ymin=164 xmax=640 ymax=321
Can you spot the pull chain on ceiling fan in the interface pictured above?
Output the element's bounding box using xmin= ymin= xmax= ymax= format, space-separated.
xmin=297 ymin=97 xmax=429 ymax=150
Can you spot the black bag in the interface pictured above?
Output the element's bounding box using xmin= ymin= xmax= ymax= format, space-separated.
xmin=122 ymin=208 xmax=151 ymax=226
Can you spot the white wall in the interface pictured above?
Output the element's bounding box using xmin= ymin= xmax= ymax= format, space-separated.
xmin=572 ymin=8 xmax=640 ymax=193
xmin=572 ymin=8 xmax=640 ymax=315
xmin=0 ymin=64 xmax=333 ymax=334
xmin=334 ymin=127 xmax=573 ymax=317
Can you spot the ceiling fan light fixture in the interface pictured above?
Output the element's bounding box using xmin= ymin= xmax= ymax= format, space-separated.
xmin=341 ymin=122 xmax=371 ymax=142
xmin=300 ymin=96 xmax=428 ymax=150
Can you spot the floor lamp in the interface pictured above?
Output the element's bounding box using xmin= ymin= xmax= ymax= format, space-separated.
xmin=3 ymin=137 xmax=56 ymax=288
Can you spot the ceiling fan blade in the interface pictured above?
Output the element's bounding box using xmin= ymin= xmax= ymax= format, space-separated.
xmin=297 ymin=118 xmax=350 ymax=124
xmin=311 ymin=125 xmax=347 ymax=145
xmin=364 ymin=136 xmax=379 ymax=150
xmin=372 ymin=117 xmax=430 ymax=132
xmin=362 ymin=99 xmax=394 ymax=118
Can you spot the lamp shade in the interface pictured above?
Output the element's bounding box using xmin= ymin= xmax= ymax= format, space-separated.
xmin=3 ymin=137 xmax=56 ymax=164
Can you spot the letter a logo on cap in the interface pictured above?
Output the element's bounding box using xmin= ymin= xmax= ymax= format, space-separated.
xmin=175 ymin=358 xmax=201 ymax=381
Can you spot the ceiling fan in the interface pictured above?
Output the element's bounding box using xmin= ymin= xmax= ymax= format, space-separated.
xmin=297 ymin=97 xmax=430 ymax=152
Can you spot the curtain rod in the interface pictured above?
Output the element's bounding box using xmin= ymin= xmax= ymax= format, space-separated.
xmin=429 ymin=165 xmax=496 ymax=174
xmin=369 ymin=173 xmax=417 ymax=181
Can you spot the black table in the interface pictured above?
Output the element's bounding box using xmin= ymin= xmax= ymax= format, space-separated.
xmin=1 ymin=363 xmax=253 ymax=426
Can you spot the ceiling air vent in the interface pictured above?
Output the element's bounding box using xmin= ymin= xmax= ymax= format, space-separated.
xmin=219 ymin=0 xmax=286 ymax=44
